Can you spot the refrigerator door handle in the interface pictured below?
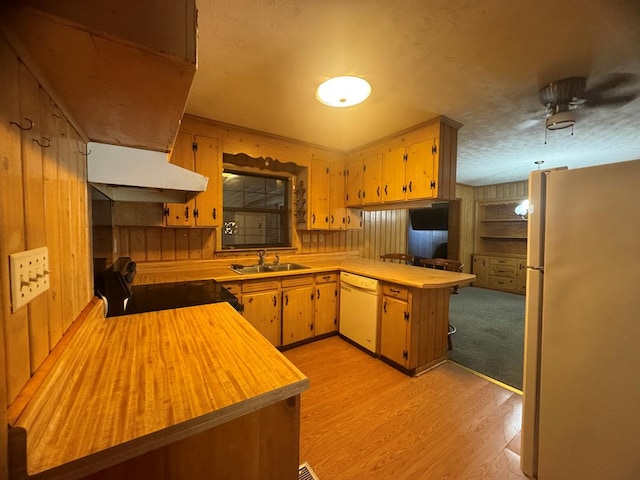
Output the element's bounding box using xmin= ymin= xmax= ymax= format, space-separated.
xmin=527 ymin=266 xmax=544 ymax=272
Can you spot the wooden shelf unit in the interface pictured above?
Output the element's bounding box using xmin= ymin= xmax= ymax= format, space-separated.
xmin=475 ymin=198 xmax=528 ymax=256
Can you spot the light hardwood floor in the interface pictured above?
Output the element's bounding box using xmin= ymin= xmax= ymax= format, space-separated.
xmin=284 ymin=336 xmax=527 ymax=480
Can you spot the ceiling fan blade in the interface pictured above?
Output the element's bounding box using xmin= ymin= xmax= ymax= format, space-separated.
xmin=586 ymin=93 xmax=639 ymax=108
xmin=584 ymin=73 xmax=640 ymax=108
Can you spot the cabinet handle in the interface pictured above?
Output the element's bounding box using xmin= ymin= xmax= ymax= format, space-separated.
xmin=272 ymin=295 xmax=276 ymax=307
xmin=384 ymin=185 xmax=388 ymax=196
xmin=322 ymin=275 xmax=331 ymax=280
xmin=193 ymin=208 xmax=199 ymax=219
xmin=184 ymin=206 xmax=189 ymax=219
xmin=383 ymin=299 xmax=387 ymax=313
xmin=312 ymin=214 xmax=316 ymax=224
xmin=163 ymin=206 xmax=169 ymax=217
xmin=363 ymin=190 xmax=366 ymax=199
xmin=408 ymin=181 xmax=413 ymax=192
xmin=358 ymin=189 xmax=361 ymax=199
xmin=317 ymin=288 xmax=320 ymax=299
xmin=285 ymin=294 xmax=289 ymax=306
xmin=311 ymin=292 xmax=314 ymax=301
xmin=325 ymin=216 xmax=329 ymax=224
xmin=377 ymin=186 xmax=380 ymax=197
xmin=334 ymin=289 xmax=338 ymax=296
xmin=310 ymin=323 xmax=314 ymax=331
xmin=330 ymin=214 xmax=334 ymax=224
xmin=213 ymin=207 xmax=217 ymax=219
xmin=347 ymin=216 xmax=351 ymax=224
xmin=390 ymin=288 xmax=400 ymax=294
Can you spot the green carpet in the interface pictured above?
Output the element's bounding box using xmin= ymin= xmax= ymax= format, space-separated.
xmin=448 ymin=286 xmax=525 ymax=390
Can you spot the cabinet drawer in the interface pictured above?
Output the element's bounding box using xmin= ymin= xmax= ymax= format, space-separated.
xmin=382 ymin=284 xmax=408 ymax=300
xmin=221 ymin=282 xmax=241 ymax=296
xmin=315 ymin=272 xmax=338 ymax=284
xmin=489 ymin=276 xmax=515 ymax=290
xmin=489 ymin=264 xmax=516 ymax=277
xmin=489 ymin=257 xmax=517 ymax=267
xmin=281 ymin=275 xmax=313 ymax=288
xmin=242 ymin=278 xmax=280 ymax=293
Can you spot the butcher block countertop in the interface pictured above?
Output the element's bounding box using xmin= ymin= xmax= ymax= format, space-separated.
xmin=8 ymin=298 xmax=309 ymax=479
xmin=136 ymin=255 xmax=476 ymax=289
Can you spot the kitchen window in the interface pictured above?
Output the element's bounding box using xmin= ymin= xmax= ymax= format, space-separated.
xmin=222 ymin=170 xmax=291 ymax=249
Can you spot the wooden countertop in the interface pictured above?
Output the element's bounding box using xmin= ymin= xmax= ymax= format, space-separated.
xmin=9 ymin=299 xmax=309 ymax=479
xmin=136 ymin=256 xmax=476 ymax=289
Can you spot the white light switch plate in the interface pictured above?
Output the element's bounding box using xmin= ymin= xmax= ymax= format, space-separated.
xmin=9 ymin=246 xmax=50 ymax=312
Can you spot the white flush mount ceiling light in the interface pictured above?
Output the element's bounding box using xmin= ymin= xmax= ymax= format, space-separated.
xmin=316 ymin=76 xmax=371 ymax=107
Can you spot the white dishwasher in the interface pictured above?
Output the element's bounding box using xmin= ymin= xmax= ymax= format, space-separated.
xmin=339 ymin=272 xmax=379 ymax=353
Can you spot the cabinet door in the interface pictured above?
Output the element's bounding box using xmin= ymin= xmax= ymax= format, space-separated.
xmin=314 ymin=282 xmax=338 ymax=335
xmin=405 ymin=139 xmax=437 ymax=200
xmin=309 ymin=159 xmax=330 ymax=229
xmin=472 ymin=255 xmax=489 ymax=287
xmin=345 ymin=157 xmax=363 ymax=206
xmin=165 ymin=131 xmax=196 ymax=226
xmin=193 ymin=135 xmax=220 ymax=227
xmin=241 ymin=291 xmax=281 ymax=346
xmin=282 ymin=286 xmax=315 ymax=345
xmin=362 ymin=153 xmax=383 ymax=205
xmin=328 ymin=163 xmax=345 ymax=230
xmin=516 ymin=259 xmax=527 ymax=294
xmin=382 ymin=147 xmax=406 ymax=202
xmin=380 ymin=295 xmax=410 ymax=368
xmin=344 ymin=208 xmax=362 ymax=230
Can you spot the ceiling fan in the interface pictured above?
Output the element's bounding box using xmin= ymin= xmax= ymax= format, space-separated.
xmin=539 ymin=73 xmax=640 ymax=130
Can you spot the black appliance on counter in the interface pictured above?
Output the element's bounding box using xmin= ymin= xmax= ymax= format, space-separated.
xmin=95 ymin=257 xmax=241 ymax=317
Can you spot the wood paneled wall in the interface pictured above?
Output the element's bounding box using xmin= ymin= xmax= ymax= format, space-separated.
xmin=474 ymin=180 xmax=528 ymax=201
xmin=0 ymin=39 xmax=92 ymax=408
xmin=115 ymin=227 xmax=216 ymax=261
xmin=456 ymin=184 xmax=476 ymax=273
xmin=455 ymin=180 xmax=529 ymax=274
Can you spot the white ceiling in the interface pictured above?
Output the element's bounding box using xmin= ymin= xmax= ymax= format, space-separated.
xmin=186 ymin=0 xmax=640 ymax=186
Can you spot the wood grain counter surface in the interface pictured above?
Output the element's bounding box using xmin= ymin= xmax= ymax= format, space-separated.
xmin=136 ymin=256 xmax=476 ymax=289
xmin=9 ymin=299 xmax=309 ymax=479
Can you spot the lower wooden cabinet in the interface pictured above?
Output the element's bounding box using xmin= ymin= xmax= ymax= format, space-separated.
xmin=380 ymin=289 xmax=411 ymax=368
xmin=238 ymin=278 xmax=282 ymax=346
xmin=314 ymin=273 xmax=339 ymax=335
xmin=472 ymin=253 xmax=525 ymax=294
xmin=379 ymin=282 xmax=450 ymax=374
xmin=282 ymin=276 xmax=315 ymax=345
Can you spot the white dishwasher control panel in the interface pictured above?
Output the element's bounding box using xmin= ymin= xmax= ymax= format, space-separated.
xmin=340 ymin=272 xmax=378 ymax=291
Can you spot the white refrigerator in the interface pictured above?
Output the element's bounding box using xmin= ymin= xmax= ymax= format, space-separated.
xmin=521 ymin=159 xmax=640 ymax=479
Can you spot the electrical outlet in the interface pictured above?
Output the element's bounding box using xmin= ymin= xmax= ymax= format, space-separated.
xmin=302 ymin=234 xmax=311 ymax=243
xmin=9 ymin=246 xmax=50 ymax=312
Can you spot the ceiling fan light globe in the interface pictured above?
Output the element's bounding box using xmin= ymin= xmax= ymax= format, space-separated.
xmin=545 ymin=110 xmax=576 ymax=130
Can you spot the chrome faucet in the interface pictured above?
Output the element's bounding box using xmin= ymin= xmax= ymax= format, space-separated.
xmin=257 ymin=250 xmax=267 ymax=265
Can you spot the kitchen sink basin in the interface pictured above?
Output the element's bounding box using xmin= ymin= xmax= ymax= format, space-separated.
xmin=229 ymin=263 xmax=309 ymax=275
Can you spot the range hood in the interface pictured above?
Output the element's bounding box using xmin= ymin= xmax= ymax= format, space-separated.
xmin=87 ymin=142 xmax=208 ymax=203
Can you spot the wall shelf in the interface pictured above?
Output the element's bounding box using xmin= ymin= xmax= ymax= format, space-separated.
xmin=474 ymin=198 xmax=528 ymax=256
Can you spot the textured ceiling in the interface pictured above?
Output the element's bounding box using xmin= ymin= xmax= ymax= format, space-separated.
xmin=186 ymin=0 xmax=640 ymax=186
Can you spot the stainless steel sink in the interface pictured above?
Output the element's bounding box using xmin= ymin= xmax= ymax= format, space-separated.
xmin=229 ymin=263 xmax=309 ymax=275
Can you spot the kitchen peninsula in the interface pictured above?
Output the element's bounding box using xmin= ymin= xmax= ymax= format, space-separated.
xmin=7 ymin=299 xmax=308 ymax=480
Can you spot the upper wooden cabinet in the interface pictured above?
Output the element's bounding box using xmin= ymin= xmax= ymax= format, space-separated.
xmin=165 ymin=132 xmax=221 ymax=227
xmin=346 ymin=116 xmax=461 ymax=207
xmin=299 ymin=158 xmax=362 ymax=231
xmin=0 ymin=0 xmax=196 ymax=152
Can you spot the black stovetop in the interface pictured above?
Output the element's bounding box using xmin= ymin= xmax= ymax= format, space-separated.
xmin=126 ymin=279 xmax=240 ymax=316
xmin=95 ymin=257 xmax=241 ymax=317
